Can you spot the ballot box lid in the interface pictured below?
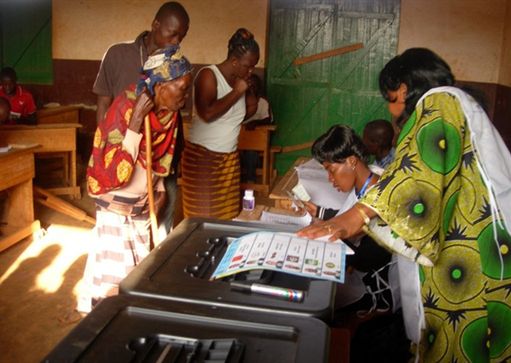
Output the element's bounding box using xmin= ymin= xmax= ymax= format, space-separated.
xmin=120 ymin=218 xmax=336 ymax=322
xmin=43 ymin=295 xmax=329 ymax=363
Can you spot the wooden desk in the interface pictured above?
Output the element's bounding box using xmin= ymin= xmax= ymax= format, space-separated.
xmin=238 ymin=124 xmax=277 ymax=196
xmin=235 ymin=205 xmax=269 ymax=222
xmin=36 ymin=106 xmax=80 ymax=125
xmin=0 ymin=147 xmax=41 ymax=252
xmin=235 ymin=204 xmax=305 ymax=222
xmin=0 ymin=123 xmax=82 ymax=198
xmin=269 ymin=156 xmax=310 ymax=208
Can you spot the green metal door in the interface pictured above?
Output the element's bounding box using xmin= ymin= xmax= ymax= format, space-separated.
xmin=268 ymin=0 xmax=400 ymax=174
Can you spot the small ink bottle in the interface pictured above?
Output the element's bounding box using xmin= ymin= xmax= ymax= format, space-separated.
xmin=242 ymin=189 xmax=255 ymax=211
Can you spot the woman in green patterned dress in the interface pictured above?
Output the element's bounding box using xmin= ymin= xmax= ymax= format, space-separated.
xmin=298 ymin=48 xmax=511 ymax=362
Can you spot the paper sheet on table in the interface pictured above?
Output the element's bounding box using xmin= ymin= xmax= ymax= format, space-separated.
xmin=0 ymin=145 xmax=12 ymax=153
xmin=260 ymin=210 xmax=312 ymax=227
xmin=8 ymin=143 xmax=39 ymax=149
xmin=296 ymin=159 xmax=357 ymax=211
xmin=211 ymin=231 xmax=354 ymax=283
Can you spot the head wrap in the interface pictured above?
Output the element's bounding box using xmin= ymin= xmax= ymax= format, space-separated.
xmin=137 ymin=45 xmax=192 ymax=96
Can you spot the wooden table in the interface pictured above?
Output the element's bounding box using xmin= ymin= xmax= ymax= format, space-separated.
xmin=0 ymin=123 xmax=82 ymax=198
xmin=36 ymin=105 xmax=80 ymax=125
xmin=235 ymin=204 xmax=306 ymax=222
xmin=0 ymin=147 xmax=41 ymax=253
xmin=235 ymin=204 xmax=269 ymax=222
xmin=269 ymin=156 xmax=310 ymax=208
xmin=238 ymin=124 xmax=277 ymax=196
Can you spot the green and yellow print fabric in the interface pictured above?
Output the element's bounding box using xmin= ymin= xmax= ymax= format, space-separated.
xmin=360 ymin=92 xmax=511 ymax=362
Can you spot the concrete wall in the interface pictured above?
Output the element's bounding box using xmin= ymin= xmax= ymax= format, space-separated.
xmin=53 ymin=0 xmax=510 ymax=85
xmin=52 ymin=0 xmax=269 ymax=66
xmin=44 ymin=0 xmax=511 ymax=156
xmin=498 ymin=1 xmax=511 ymax=86
xmin=398 ymin=0 xmax=509 ymax=85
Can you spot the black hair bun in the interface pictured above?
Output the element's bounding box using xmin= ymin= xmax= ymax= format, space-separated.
xmin=228 ymin=28 xmax=259 ymax=58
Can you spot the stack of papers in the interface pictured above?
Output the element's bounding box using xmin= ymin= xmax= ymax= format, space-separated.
xmin=260 ymin=210 xmax=312 ymax=227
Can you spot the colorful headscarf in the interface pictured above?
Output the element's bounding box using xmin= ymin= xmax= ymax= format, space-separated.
xmin=87 ymin=45 xmax=191 ymax=197
xmin=136 ymin=45 xmax=192 ymax=96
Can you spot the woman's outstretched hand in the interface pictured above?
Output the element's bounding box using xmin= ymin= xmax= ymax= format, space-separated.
xmin=296 ymin=205 xmax=370 ymax=241
xmin=296 ymin=217 xmax=346 ymax=241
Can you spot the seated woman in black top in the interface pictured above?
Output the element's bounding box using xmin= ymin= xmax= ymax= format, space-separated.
xmin=305 ymin=125 xmax=394 ymax=313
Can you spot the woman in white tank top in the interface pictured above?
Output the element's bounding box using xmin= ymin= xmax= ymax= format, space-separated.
xmin=182 ymin=28 xmax=260 ymax=219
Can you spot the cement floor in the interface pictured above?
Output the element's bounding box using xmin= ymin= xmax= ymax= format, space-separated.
xmin=0 ymin=188 xmax=95 ymax=363
xmin=0 ymin=179 xmax=275 ymax=363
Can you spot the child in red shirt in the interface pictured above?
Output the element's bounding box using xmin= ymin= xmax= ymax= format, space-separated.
xmin=0 ymin=67 xmax=36 ymax=125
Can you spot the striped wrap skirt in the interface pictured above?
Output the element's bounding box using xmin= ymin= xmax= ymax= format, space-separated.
xmin=181 ymin=141 xmax=240 ymax=220
xmin=77 ymin=192 xmax=164 ymax=313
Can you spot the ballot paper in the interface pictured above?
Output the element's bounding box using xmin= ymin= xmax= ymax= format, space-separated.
xmin=291 ymin=183 xmax=311 ymax=202
xmin=295 ymin=159 xmax=356 ymax=211
xmin=211 ymin=231 xmax=354 ymax=283
xmin=7 ymin=143 xmax=39 ymax=149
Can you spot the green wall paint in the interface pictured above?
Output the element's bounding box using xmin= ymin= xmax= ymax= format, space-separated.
xmin=1 ymin=0 xmax=53 ymax=84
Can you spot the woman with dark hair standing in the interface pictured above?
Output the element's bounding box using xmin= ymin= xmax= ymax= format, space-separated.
xmin=299 ymin=48 xmax=511 ymax=362
xmin=182 ymin=28 xmax=259 ymax=219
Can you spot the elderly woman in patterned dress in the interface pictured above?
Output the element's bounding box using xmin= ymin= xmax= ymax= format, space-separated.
xmin=78 ymin=46 xmax=192 ymax=313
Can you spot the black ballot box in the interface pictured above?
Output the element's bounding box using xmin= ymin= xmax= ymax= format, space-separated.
xmin=43 ymin=295 xmax=330 ymax=363
xmin=120 ymin=218 xmax=336 ymax=322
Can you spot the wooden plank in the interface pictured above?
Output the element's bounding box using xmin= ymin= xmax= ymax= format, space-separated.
xmin=34 ymin=186 xmax=94 ymax=225
xmin=45 ymin=186 xmax=81 ymax=199
xmin=281 ymin=142 xmax=313 ymax=153
xmin=0 ymin=221 xmax=41 ymax=253
xmin=293 ymin=43 xmax=364 ymax=66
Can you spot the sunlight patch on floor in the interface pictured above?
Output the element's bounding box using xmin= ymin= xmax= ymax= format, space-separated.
xmin=0 ymin=224 xmax=93 ymax=293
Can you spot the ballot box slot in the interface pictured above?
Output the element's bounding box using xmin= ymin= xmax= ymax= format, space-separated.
xmin=44 ymin=295 xmax=329 ymax=363
xmin=128 ymin=335 xmax=244 ymax=363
